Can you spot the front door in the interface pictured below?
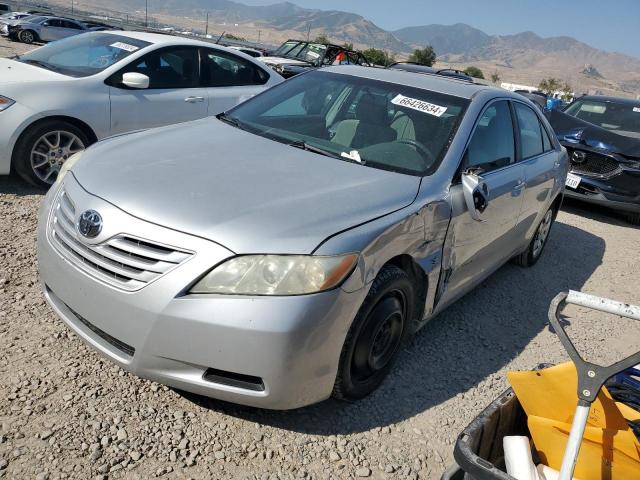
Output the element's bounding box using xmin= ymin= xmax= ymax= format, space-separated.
xmin=439 ymin=100 xmax=525 ymax=304
xmin=108 ymin=46 xmax=208 ymax=135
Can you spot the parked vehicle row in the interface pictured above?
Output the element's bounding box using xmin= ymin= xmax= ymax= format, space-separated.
xmin=0 ymin=31 xmax=282 ymax=186
xmin=1 ymin=14 xmax=119 ymax=43
xmin=36 ymin=64 xmax=567 ymax=409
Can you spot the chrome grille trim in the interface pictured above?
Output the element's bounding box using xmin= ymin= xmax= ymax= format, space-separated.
xmin=48 ymin=188 xmax=193 ymax=291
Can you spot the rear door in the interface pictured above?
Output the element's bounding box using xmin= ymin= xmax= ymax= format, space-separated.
xmin=59 ymin=19 xmax=84 ymax=39
xmin=200 ymin=48 xmax=270 ymax=114
xmin=513 ymin=101 xmax=559 ymax=236
xmin=440 ymin=100 xmax=525 ymax=301
xmin=108 ymin=46 xmax=208 ymax=135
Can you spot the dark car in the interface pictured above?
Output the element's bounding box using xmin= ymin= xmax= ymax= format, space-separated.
xmin=387 ymin=62 xmax=473 ymax=82
xmin=514 ymin=90 xmax=547 ymax=111
xmin=258 ymin=39 xmax=370 ymax=78
xmin=547 ymin=95 xmax=640 ymax=224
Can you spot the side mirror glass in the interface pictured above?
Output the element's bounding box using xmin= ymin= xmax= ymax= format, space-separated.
xmin=122 ymin=72 xmax=149 ymax=89
xmin=462 ymin=170 xmax=489 ymax=221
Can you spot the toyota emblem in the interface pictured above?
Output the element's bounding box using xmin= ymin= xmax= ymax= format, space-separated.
xmin=77 ymin=210 xmax=103 ymax=238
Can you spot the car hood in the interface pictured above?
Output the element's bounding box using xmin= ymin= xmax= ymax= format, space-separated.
xmin=0 ymin=58 xmax=67 ymax=84
xmin=547 ymin=109 xmax=640 ymax=158
xmin=72 ymin=118 xmax=422 ymax=254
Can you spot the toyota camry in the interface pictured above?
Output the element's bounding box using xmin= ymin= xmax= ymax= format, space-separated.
xmin=38 ymin=66 xmax=568 ymax=409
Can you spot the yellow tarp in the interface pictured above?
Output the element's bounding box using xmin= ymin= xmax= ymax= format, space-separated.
xmin=508 ymin=362 xmax=640 ymax=480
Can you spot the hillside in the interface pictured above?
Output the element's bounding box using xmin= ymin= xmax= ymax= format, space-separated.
xmin=39 ymin=0 xmax=640 ymax=96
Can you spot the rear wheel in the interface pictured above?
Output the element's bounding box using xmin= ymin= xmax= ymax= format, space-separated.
xmin=13 ymin=120 xmax=89 ymax=187
xmin=333 ymin=265 xmax=414 ymax=401
xmin=18 ymin=29 xmax=37 ymax=44
xmin=513 ymin=207 xmax=555 ymax=267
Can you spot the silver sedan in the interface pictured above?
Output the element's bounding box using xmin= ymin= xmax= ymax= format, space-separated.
xmin=37 ymin=66 xmax=568 ymax=409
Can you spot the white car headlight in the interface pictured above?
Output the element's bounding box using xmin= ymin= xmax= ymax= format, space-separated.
xmin=54 ymin=151 xmax=83 ymax=185
xmin=0 ymin=96 xmax=15 ymax=112
xmin=190 ymin=254 xmax=359 ymax=295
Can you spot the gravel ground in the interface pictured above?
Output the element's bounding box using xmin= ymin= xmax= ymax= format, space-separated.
xmin=1 ymin=36 xmax=640 ymax=480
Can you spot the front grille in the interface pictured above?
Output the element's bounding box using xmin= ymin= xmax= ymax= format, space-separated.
xmin=569 ymin=150 xmax=621 ymax=178
xmin=49 ymin=189 xmax=193 ymax=291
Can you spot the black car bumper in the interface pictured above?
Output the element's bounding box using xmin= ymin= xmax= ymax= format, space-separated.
xmin=564 ymin=150 xmax=640 ymax=213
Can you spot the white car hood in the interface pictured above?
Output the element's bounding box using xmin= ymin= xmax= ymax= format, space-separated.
xmin=259 ymin=56 xmax=310 ymax=66
xmin=0 ymin=58 xmax=67 ymax=84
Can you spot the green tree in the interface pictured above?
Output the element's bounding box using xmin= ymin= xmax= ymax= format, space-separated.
xmin=464 ymin=66 xmax=484 ymax=79
xmin=490 ymin=71 xmax=501 ymax=84
xmin=362 ymin=48 xmax=395 ymax=66
xmin=538 ymin=77 xmax=563 ymax=95
xmin=560 ymin=82 xmax=574 ymax=102
xmin=224 ymin=33 xmax=246 ymax=41
xmin=313 ymin=34 xmax=331 ymax=44
xmin=407 ymin=45 xmax=436 ymax=66
xmin=342 ymin=42 xmax=354 ymax=50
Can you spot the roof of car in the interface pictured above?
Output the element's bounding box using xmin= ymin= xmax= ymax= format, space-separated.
xmin=576 ymin=95 xmax=640 ymax=106
xmin=100 ymin=30 xmax=236 ymax=49
xmin=322 ymin=65 xmax=501 ymax=100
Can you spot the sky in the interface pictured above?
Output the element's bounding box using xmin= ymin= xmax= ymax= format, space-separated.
xmin=242 ymin=0 xmax=640 ymax=58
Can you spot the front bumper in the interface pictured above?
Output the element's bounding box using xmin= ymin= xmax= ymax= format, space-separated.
xmin=0 ymin=102 xmax=41 ymax=175
xmin=564 ymin=169 xmax=640 ymax=213
xmin=38 ymin=176 xmax=366 ymax=409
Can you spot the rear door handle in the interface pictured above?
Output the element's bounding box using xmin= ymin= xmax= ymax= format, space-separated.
xmin=184 ymin=96 xmax=205 ymax=103
xmin=514 ymin=179 xmax=525 ymax=189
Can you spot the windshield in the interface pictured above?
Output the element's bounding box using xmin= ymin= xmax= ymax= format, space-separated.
xmin=17 ymin=32 xmax=151 ymax=77
xmin=564 ymin=99 xmax=640 ymax=138
xmin=273 ymin=41 xmax=300 ymax=57
xmin=225 ymin=71 xmax=469 ymax=176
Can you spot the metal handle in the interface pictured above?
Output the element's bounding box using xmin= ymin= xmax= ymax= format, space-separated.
xmin=184 ymin=96 xmax=205 ymax=103
xmin=513 ymin=179 xmax=525 ymax=191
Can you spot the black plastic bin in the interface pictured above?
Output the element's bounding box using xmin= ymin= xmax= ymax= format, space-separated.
xmin=441 ymin=388 xmax=531 ymax=480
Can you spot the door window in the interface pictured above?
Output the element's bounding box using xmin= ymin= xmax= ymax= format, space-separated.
xmin=45 ymin=19 xmax=63 ymax=27
xmin=117 ymin=47 xmax=200 ymax=89
xmin=62 ymin=20 xmax=83 ymax=29
xmin=465 ymin=100 xmax=515 ymax=172
xmin=515 ymin=103 xmax=545 ymax=159
xmin=201 ymin=49 xmax=268 ymax=87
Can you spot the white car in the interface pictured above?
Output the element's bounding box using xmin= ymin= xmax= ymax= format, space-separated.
xmin=0 ymin=30 xmax=283 ymax=186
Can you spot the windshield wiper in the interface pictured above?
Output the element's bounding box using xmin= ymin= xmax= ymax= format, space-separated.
xmin=288 ymin=140 xmax=345 ymax=160
xmin=21 ymin=59 xmax=60 ymax=72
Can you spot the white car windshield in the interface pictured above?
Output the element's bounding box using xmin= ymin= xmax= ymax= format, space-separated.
xmin=224 ymin=71 xmax=469 ymax=176
xmin=16 ymin=32 xmax=151 ymax=77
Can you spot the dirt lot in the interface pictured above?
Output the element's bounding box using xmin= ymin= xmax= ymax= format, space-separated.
xmin=1 ymin=36 xmax=640 ymax=480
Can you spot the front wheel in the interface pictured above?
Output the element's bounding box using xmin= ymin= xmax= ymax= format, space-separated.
xmin=332 ymin=265 xmax=415 ymax=401
xmin=18 ymin=29 xmax=37 ymax=44
xmin=513 ymin=207 xmax=555 ymax=267
xmin=13 ymin=120 xmax=90 ymax=187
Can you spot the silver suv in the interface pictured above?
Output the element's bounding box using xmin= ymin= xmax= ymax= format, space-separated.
xmin=38 ymin=66 xmax=568 ymax=409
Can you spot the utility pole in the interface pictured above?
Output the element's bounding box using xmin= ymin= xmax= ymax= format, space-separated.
xmin=205 ymin=12 xmax=209 ymax=36
xmin=145 ymin=0 xmax=148 ymax=27
xmin=71 ymin=0 xmax=74 ymax=14
xmin=258 ymin=30 xmax=261 ymax=43
xmin=306 ymin=23 xmax=310 ymax=41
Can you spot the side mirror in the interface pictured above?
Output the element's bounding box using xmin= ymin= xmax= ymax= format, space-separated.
xmin=462 ymin=170 xmax=489 ymax=221
xmin=122 ymin=72 xmax=149 ymax=89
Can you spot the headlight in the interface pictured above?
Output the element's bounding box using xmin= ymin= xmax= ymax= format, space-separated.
xmin=190 ymin=254 xmax=359 ymax=295
xmin=54 ymin=151 xmax=83 ymax=185
xmin=0 ymin=96 xmax=15 ymax=112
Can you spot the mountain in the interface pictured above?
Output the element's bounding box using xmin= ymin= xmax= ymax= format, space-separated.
xmin=393 ymin=23 xmax=491 ymax=54
xmin=264 ymin=11 xmax=410 ymax=51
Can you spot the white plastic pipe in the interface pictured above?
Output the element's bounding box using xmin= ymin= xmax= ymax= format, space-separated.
xmin=567 ymin=290 xmax=640 ymax=320
xmin=504 ymin=436 xmax=539 ymax=480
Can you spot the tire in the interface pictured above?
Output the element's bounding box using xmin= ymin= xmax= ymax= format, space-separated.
xmin=18 ymin=29 xmax=37 ymax=44
xmin=513 ymin=206 xmax=555 ymax=267
xmin=624 ymin=211 xmax=640 ymax=225
xmin=13 ymin=120 xmax=90 ymax=187
xmin=333 ymin=264 xmax=415 ymax=401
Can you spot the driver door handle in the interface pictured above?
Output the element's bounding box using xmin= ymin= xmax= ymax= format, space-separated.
xmin=514 ymin=179 xmax=525 ymax=190
xmin=184 ymin=96 xmax=205 ymax=103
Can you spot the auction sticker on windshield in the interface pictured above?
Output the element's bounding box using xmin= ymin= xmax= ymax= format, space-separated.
xmin=110 ymin=42 xmax=140 ymax=52
xmin=391 ymin=94 xmax=448 ymax=117
xmin=566 ymin=173 xmax=581 ymax=189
